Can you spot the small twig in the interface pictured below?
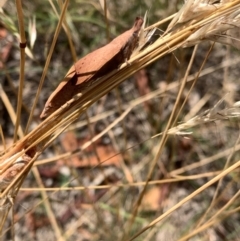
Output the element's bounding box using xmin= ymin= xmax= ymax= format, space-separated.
xmin=14 ymin=0 xmax=26 ymax=143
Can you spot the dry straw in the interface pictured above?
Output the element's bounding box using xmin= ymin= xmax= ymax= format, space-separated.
xmin=1 ymin=0 xmax=240 ymax=238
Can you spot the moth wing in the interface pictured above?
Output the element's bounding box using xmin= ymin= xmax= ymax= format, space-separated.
xmin=40 ymin=65 xmax=76 ymax=119
xmin=74 ymin=42 xmax=124 ymax=85
xmin=40 ymin=17 xmax=143 ymax=119
xmin=74 ymin=21 xmax=143 ymax=86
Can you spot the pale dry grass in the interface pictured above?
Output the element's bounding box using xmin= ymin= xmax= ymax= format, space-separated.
xmin=1 ymin=0 xmax=240 ymax=240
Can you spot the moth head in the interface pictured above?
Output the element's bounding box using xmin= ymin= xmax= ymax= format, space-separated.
xmin=132 ymin=16 xmax=144 ymax=33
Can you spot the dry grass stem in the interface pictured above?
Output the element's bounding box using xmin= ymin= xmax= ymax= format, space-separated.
xmin=1 ymin=0 xmax=240 ymax=239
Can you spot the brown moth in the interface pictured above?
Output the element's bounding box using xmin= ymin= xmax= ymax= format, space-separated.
xmin=40 ymin=17 xmax=143 ymax=119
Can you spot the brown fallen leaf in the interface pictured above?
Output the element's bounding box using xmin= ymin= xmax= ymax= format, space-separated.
xmin=140 ymin=184 xmax=170 ymax=211
xmin=40 ymin=17 xmax=144 ymax=119
xmin=57 ymin=132 xmax=120 ymax=168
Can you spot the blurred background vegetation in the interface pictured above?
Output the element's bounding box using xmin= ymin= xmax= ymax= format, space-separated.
xmin=1 ymin=0 xmax=240 ymax=240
